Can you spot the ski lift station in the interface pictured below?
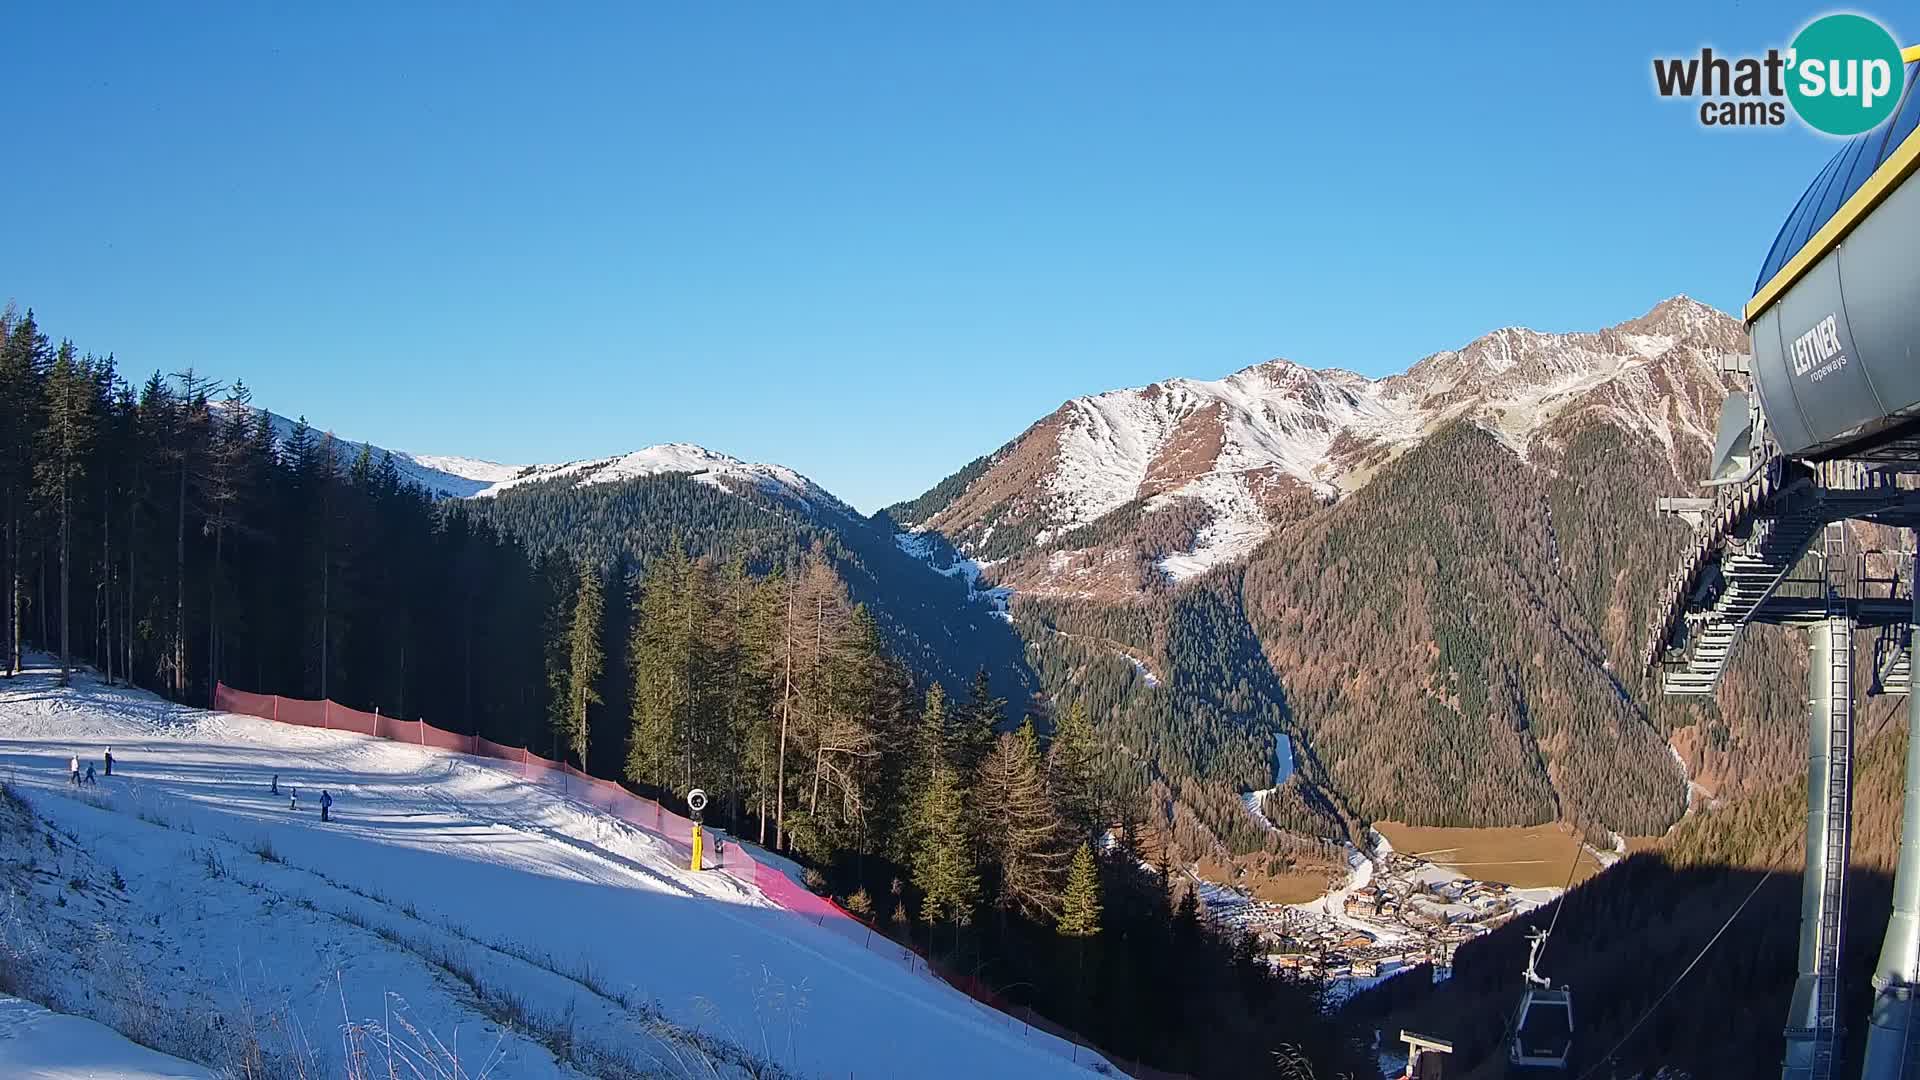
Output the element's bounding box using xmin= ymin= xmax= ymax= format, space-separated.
xmin=1645 ymin=43 xmax=1920 ymax=1080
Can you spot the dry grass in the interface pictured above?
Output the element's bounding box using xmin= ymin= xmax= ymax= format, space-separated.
xmin=1374 ymin=821 xmax=1604 ymax=889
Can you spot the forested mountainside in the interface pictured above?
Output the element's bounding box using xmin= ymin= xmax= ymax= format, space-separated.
xmin=1351 ymin=702 xmax=1918 ymax=1079
xmin=461 ymin=467 xmax=1036 ymax=707
xmin=894 ymin=297 xmax=1822 ymax=843
xmin=0 ymin=305 xmax=1369 ymax=1078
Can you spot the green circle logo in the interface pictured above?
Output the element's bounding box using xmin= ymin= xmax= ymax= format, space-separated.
xmin=1787 ymin=14 xmax=1906 ymax=136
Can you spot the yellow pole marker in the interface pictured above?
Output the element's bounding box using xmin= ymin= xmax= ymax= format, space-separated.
xmin=687 ymin=788 xmax=709 ymax=872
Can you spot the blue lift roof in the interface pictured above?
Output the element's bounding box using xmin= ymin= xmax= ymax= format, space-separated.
xmin=1754 ymin=60 xmax=1920 ymax=296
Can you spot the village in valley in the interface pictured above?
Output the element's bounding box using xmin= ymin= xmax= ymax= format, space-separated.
xmin=1189 ymin=832 xmax=1599 ymax=988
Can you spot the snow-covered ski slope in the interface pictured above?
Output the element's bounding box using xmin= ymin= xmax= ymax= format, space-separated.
xmin=0 ymin=666 xmax=1109 ymax=1079
xmin=0 ymin=996 xmax=214 ymax=1079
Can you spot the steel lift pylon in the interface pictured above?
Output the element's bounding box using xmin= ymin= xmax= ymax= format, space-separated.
xmin=1653 ymin=457 xmax=1920 ymax=1080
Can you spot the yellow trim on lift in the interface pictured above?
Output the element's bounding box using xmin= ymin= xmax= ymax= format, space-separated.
xmin=1746 ymin=116 xmax=1920 ymax=323
xmin=1907 ymin=45 xmax=1920 ymax=62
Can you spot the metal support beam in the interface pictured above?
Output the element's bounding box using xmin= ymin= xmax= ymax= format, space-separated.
xmin=1863 ymin=544 xmax=1920 ymax=1080
xmin=1784 ymin=523 xmax=1855 ymax=1080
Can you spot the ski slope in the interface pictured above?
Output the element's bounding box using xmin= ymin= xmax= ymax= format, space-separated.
xmin=0 ymin=665 xmax=1110 ymax=1079
xmin=0 ymin=996 xmax=214 ymax=1079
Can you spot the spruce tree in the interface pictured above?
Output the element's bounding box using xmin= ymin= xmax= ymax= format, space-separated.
xmin=1048 ymin=699 xmax=1102 ymax=842
xmin=913 ymin=762 xmax=978 ymax=940
xmin=892 ymin=680 xmax=950 ymax=866
xmin=1058 ymin=842 xmax=1104 ymax=938
xmin=34 ymin=343 xmax=93 ymax=686
xmin=561 ymin=561 xmax=604 ymax=770
xmin=953 ymin=666 xmax=1003 ymax=774
xmin=0 ymin=311 xmax=48 ymax=677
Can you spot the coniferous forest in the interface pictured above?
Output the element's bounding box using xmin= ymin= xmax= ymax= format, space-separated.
xmin=0 ymin=305 xmax=1367 ymax=1077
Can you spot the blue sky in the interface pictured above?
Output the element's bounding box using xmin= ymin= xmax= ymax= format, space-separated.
xmin=1 ymin=3 xmax=1895 ymax=511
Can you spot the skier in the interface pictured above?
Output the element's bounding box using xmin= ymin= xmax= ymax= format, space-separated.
xmin=68 ymin=754 xmax=79 ymax=787
xmin=83 ymin=763 xmax=96 ymax=786
xmin=320 ymin=790 xmax=332 ymax=823
xmin=103 ymin=747 xmax=113 ymax=777
xmin=289 ymin=787 xmax=298 ymax=812
xmin=271 ymin=774 xmax=279 ymax=795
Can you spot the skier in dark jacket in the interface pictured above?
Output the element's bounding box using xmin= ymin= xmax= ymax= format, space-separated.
xmin=84 ymin=763 xmax=96 ymax=785
xmin=271 ymin=774 xmax=279 ymax=795
xmin=320 ymin=790 xmax=333 ymax=823
xmin=103 ymin=748 xmax=113 ymax=776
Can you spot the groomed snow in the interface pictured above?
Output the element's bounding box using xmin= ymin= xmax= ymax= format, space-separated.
xmin=0 ymin=665 xmax=1109 ymax=1079
xmin=0 ymin=996 xmax=214 ymax=1080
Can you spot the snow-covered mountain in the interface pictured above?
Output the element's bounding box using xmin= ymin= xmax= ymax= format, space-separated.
xmin=220 ymin=404 xmax=848 ymax=514
xmin=468 ymin=442 xmax=854 ymax=514
xmin=892 ymin=296 xmax=1745 ymax=591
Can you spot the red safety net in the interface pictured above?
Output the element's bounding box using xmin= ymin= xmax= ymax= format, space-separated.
xmin=210 ymin=683 xmax=1133 ymax=1075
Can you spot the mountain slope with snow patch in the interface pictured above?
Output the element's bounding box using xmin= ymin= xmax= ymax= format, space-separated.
xmin=893 ymin=296 xmax=1744 ymax=593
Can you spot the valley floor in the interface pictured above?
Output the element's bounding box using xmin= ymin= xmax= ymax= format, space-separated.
xmin=0 ymin=663 xmax=1107 ymax=1079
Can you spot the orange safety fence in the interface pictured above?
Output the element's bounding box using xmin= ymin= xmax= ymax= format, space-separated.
xmin=212 ymin=682 xmax=1147 ymax=1076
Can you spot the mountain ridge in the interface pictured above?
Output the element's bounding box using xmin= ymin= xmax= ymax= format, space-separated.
xmin=889 ymin=295 xmax=1744 ymax=595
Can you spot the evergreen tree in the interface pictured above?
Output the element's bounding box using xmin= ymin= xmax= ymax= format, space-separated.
xmin=891 ymin=680 xmax=949 ymax=866
xmin=34 ymin=343 xmax=93 ymax=686
xmin=913 ymin=762 xmax=978 ymax=938
xmin=1058 ymin=842 xmax=1104 ymax=938
xmin=0 ymin=310 xmax=48 ymax=677
xmin=627 ymin=545 xmax=692 ymax=789
xmin=560 ymin=561 xmax=604 ymax=769
xmin=953 ymin=666 xmax=1003 ymax=774
xmin=1048 ymin=699 xmax=1102 ymax=842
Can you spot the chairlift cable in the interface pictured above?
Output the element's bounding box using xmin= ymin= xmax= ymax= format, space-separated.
xmin=1570 ymin=863 xmax=1775 ymax=1080
xmin=1541 ymin=824 xmax=1587 ymax=949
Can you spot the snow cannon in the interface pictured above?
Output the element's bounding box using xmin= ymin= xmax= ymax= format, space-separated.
xmin=687 ymin=788 xmax=708 ymax=871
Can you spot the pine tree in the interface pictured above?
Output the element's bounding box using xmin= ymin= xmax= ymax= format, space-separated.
xmin=1058 ymin=842 xmax=1104 ymax=937
xmin=953 ymin=666 xmax=1003 ymax=774
xmin=561 ymin=561 xmax=605 ymax=770
xmin=0 ymin=311 xmax=48 ymax=677
xmin=34 ymin=343 xmax=94 ymax=686
xmin=627 ymin=546 xmax=690 ymax=788
xmin=913 ymin=762 xmax=978 ymax=938
xmin=1048 ymin=699 xmax=1102 ymax=842
xmin=892 ymin=680 xmax=950 ymax=866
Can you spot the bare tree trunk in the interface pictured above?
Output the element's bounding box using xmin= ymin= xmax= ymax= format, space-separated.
xmin=463 ymin=585 xmax=473 ymax=732
xmin=208 ymin=525 xmax=221 ymax=704
xmin=320 ymin=534 xmax=329 ymax=702
xmin=57 ymin=476 xmax=69 ymax=687
xmin=776 ymin=582 xmax=794 ymax=851
xmin=38 ymin=547 xmax=48 ymax=658
xmin=125 ymin=468 xmax=136 ymax=689
xmin=5 ymin=485 xmax=17 ymax=677
xmin=173 ymin=458 xmax=185 ymax=700
xmin=100 ymin=469 xmax=111 ymax=685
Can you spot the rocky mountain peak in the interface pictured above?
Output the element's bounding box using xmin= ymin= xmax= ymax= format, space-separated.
xmin=895 ymin=298 xmax=1750 ymax=594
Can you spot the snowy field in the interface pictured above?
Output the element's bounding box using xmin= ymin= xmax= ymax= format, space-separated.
xmin=0 ymin=663 xmax=1110 ymax=1079
xmin=0 ymin=995 xmax=214 ymax=1079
